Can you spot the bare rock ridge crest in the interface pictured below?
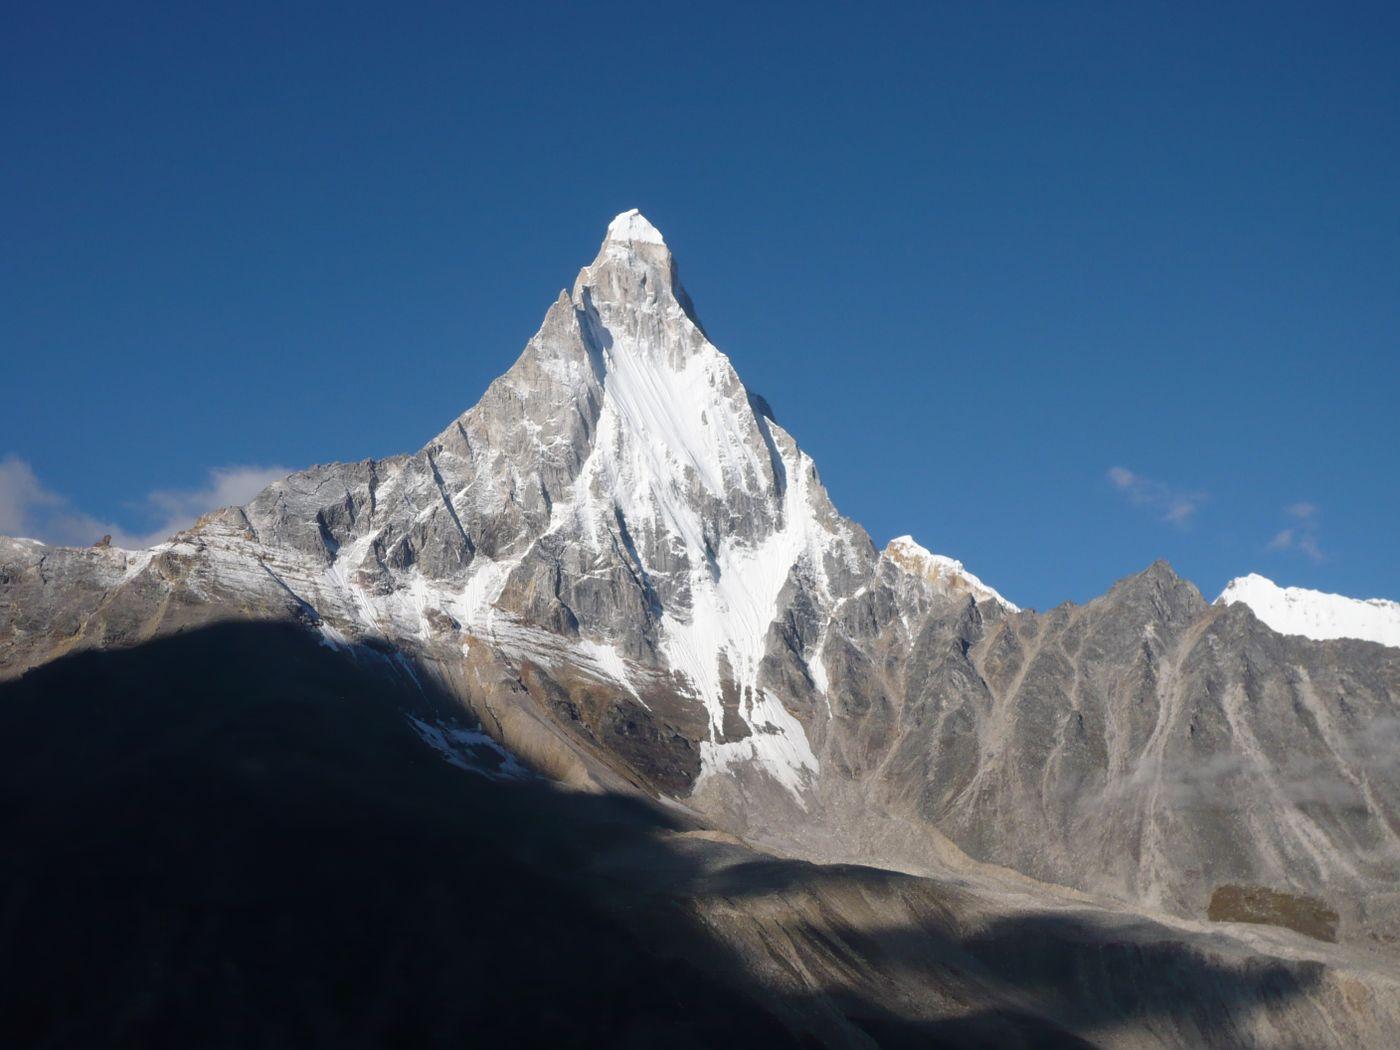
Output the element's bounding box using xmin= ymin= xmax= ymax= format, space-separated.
xmin=3 ymin=210 xmax=1399 ymax=1045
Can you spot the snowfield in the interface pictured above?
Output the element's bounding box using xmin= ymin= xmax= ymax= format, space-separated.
xmin=1216 ymin=573 xmax=1400 ymax=649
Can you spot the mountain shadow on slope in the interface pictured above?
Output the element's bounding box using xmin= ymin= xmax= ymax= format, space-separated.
xmin=0 ymin=622 xmax=1325 ymax=1049
xmin=0 ymin=622 xmax=803 ymax=1049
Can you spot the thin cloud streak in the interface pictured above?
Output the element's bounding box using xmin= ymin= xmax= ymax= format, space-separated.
xmin=1268 ymin=501 xmax=1325 ymax=562
xmin=0 ymin=455 xmax=289 ymax=550
xmin=1106 ymin=466 xmax=1206 ymax=528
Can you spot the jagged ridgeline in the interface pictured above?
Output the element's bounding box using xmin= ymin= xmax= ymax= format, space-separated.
xmin=3 ymin=211 xmax=1399 ymax=1047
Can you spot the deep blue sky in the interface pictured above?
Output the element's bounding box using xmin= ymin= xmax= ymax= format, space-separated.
xmin=4 ymin=2 xmax=1397 ymax=609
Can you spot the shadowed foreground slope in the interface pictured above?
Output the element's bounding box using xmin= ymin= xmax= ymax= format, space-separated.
xmin=0 ymin=623 xmax=1394 ymax=1048
xmin=0 ymin=623 xmax=798 ymax=1049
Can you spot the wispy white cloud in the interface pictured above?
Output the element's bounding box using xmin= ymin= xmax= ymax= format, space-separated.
xmin=139 ymin=465 xmax=291 ymax=545
xmin=0 ymin=455 xmax=289 ymax=550
xmin=1267 ymin=501 xmax=1324 ymax=562
xmin=1106 ymin=466 xmax=1206 ymax=528
xmin=1286 ymin=501 xmax=1318 ymax=520
xmin=0 ymin=455 xmax=134 ymax=547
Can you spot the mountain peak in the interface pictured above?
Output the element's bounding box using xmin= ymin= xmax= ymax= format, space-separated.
xmin=579 ymin=208 xmax=704 ymax=333
xmin=882 ymin=535 xmax=1018 ymax=611
xmin=604 ymin=208 xmax=666 ymax=247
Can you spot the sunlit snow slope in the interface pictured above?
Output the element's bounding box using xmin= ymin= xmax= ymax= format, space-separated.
xmin=1216 ymin=573 xmax=1400 ymax=649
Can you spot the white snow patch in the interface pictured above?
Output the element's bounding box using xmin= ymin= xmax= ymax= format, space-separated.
xmin=605 ymin=208 xmax=666 ymax=246
xmin=1216 ymin=574 xmax=1400 ymax=649
xmin=808 ymin=646 xmax=830 ymax=697
xmin=577 ymin=638 xmax=644 ymax=704
xmin=806 ymin=581 xmax=870 ymax=708
xmin=459 ymin=555 xmax=525 ymax=627
xmin=652 ymin=442 xmax=829 ymax=738
xmin=405 ymin=714 xmax=529 ymax=779
xmin=118 ymin=549 xmax=155 ymax=582
xmin=318 ymin=623 xmax=353 ymax=652
xmin=697 ymin=689 xmax=819 ymax=806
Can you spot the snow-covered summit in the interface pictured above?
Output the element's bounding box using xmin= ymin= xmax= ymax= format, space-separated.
xmin=410 ymin=205 xmax=869 ymax=800
xmin=605 ymin=208 xmax=666 ymax=247
xmin=1215 ymin=573 xmax=1400 ymax=649
xmin=882 ymin=536 xmax=1019 ymax=611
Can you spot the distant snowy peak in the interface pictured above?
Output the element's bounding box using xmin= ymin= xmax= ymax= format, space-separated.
xmin=1216 ymin=573 xmax=1400 ymax=649
xmin=882 ymin=536 xmax=1019 ymax=612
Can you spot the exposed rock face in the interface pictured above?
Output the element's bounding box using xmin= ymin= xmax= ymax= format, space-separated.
xmin=3 ymin=210 xmax=1399 ymax=1043
xmin=791 ymin=560 xmax=1400 ymax=949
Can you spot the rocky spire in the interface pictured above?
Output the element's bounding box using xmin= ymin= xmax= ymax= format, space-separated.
xmin=576 ymin=209 xmax=704 ymax=335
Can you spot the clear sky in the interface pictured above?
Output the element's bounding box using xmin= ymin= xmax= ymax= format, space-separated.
xmin=4 ymin=2 xmax=1397 ymax=610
